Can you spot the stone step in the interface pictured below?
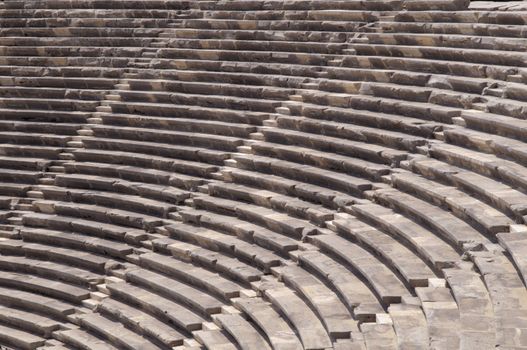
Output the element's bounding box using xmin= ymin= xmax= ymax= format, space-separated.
xmin=232 ymin=297 xmax=303 ymax=350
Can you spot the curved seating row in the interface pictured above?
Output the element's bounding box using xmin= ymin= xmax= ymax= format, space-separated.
xmin=1 ymin=0 xmax=527 ymax=348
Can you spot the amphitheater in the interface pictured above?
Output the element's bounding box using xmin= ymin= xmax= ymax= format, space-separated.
xmin=2 ymin=0 xmax=527 ymax=349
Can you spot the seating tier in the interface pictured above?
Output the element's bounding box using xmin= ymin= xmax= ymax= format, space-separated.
xmin=1 ymin=0 xmax=526 ymax=348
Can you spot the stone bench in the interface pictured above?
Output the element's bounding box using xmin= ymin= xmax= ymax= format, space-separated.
xmin=149 ymin=60 xmax=319 ymax=89
xmin=54 ymin=329 xmax=119 ymax=350
xmin=11 ymin=59 xmax=95 ymax=77
xmin=342 ymin=91 xmax=460 ymax=124
xmin=470 ymin=94 xmax=527 ymax=120
xmin=165 ymin=221 xmax=283 ymax=271
xmin=127 ymin=78 xmax=294 ymax=100
xmin=192 ymin=194 xmax=320 ymax=239
xmin=408 ymin=156 xmax=527 ymax=222
xmin=0 ymin=120 xmax=80 ymax=135
xmin=343 ymin=55 xmax=516 ymax=81
xmin=0 ymin=235 xmax=115 ymax=273
xmin=0 ymin=85 xmax=107 ymax=101
xmin=0 ymin=304 xmax=62 ymax=338
xmin=373 ymin=188 xmax=490 ymax=249
xmin=163 ymin=239 xmax=264 ymax=284
xmin=2 ymin=8 xmax=193 ymax=18
xmin=332 ymin=212 xmax=436 ymax=287
xmin=55 ymin=173 xmax=190 ymax=204
xmin=158 ymin=47 xmax=339 ymax=66
xmin=0 ymin=182 xmax=30 ymax=197
xmin=0 ymin=96 xmax=98 ymax=111
xmin=166 ymin=37 xmax=348 ymax=54
xmin=455 ymin=166 xmax=525 ymax=214
xmin=0 ymin=46 xmax=145 ymax=58
xmin=171 ymin=28 xmax=350 ymax=43
xmin=138 ymin=252 xmax=242 ymax=300
xmin=0 ymin=323 xmax=46 ymax=350
xmin=263 ymin=122 xmax=408 ymax=165
xmin=393 ymin=10 xmax=476 ymax=23
xmin=0 ymin=156 xmax=50 ymax=173
xmin=78 ymin=313 xmax=162 ymax=350
xmin=362 ymin=32 xmax=527 ymax=52
xmin=0 ymin=271 xmax=90 ymax=304
xmin=350 ymin=43 xmax=527 ymax=67
xmin=125 ymin=268 xmax=224 ymax=317
xmin=213 ymin=313 xmax=272 ymax=350
xmin=99 ymin=114 xmax=256 ymax=139
xmin=352 ymin=204 xmax=459 ymax=269
xmin=202 ymin=9 xmax=378 ymax=22
xmin=0 ymin=108 xmax=89 ymax=123
xmin=96 ymin=298 xmax=187 ymax=348
xmin=89 ymin=125 xmax=244 ymax=152
xmin=0 ymin=36 xmax=157 ymax=48
xmin=180 ymin=18 xmax=363 ymax=32
xmin=33 ymin=200 xmax=164 ymax=232
xmin=372 ymin=21 xmax=527 ymax=39
xmin=322 ymin=66 xmax=433 ymax=92
xmin=0 ymin=57 xmax=130 ymax=71
xmin=21 ymin=212 xmax=148 ymax=243
xmin=222 ymin=167 xmax=359 ymax=210
xmin=232 ymin=154 xmax=372 ymax=197
xmin=0 ymin=17 xmax=175 ymax=29
xmin=153 ymin=67 xmax=311 ymax=90
xmin=0 ymin=195 xmax=12 ymax=210
xmin=362 ymin=81 xmax=492 ymax=111
xmin=503 ymin=81 xmax=527 ymax=102
xmin=232 ymin=297 xmax=303 ymax=350
xmin=296 ymin=250 xmax=383 ymax=321
xmin=360 ymin=81 xmax=434 ymax=104
xmin=275 ymin=115 xmax=427 ymax=152
xmin=74 ymin=145 xmax=221 ymax=176
xmin=5 ymin=0 xmax=192 ymax=10
xmin=0 ymin=132 xmax=71 ymax=147
xmin=37 ymin=185 xmax=178 ymax=218
xmin=392 ymin=171 xmax=513 ymax=235
xmin=0 ymin=167 xmax=42 ymax=184
xmin=0 ymin=141 xmax=64 ymax=159
xmin=460 ymin=110 xmax=527 ymax=144
xmin=283 ymin=100 xmax=436 ymax=137
xmin=0 ymin=251 xmax=104 ymax=286
xmin=395 ymin=10 xmax=527 ymax=25
xmin=251 ymin=140 xmax=391 ymax=181
xmin=0 ymin=286 xmax=75 ymax=320
xmin=274 ymin=264 xmax=358 ymax=338
xmin=308 ymin=233 xmax=411 ymax=305
xmin=0 ymin=27 xmax=165 ymax=38
xmin=197 ymin=0 xmax=404 ymax=11
xmin=430 ymin=143 xmax=527 ymax=195
xmin=177 ymin=207 xmax=298 ymax=256
xmin=444 ymin=123 xmax=527 ymax=165
xmin=106 ymin=282 xmax=204 ymax=332
xmin=112 ymin=91 xmax=281 ymax=113
xmin=20 ymin=226 xmax=132 ymax=261
xmin=63 ymin=160 xmax=206 ymax=191
xmin=207 ymin=181 xmax=334 ymax=225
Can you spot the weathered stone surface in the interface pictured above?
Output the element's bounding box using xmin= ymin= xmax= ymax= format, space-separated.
xmin=1 ymin=0 xmax=527 ymax=348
